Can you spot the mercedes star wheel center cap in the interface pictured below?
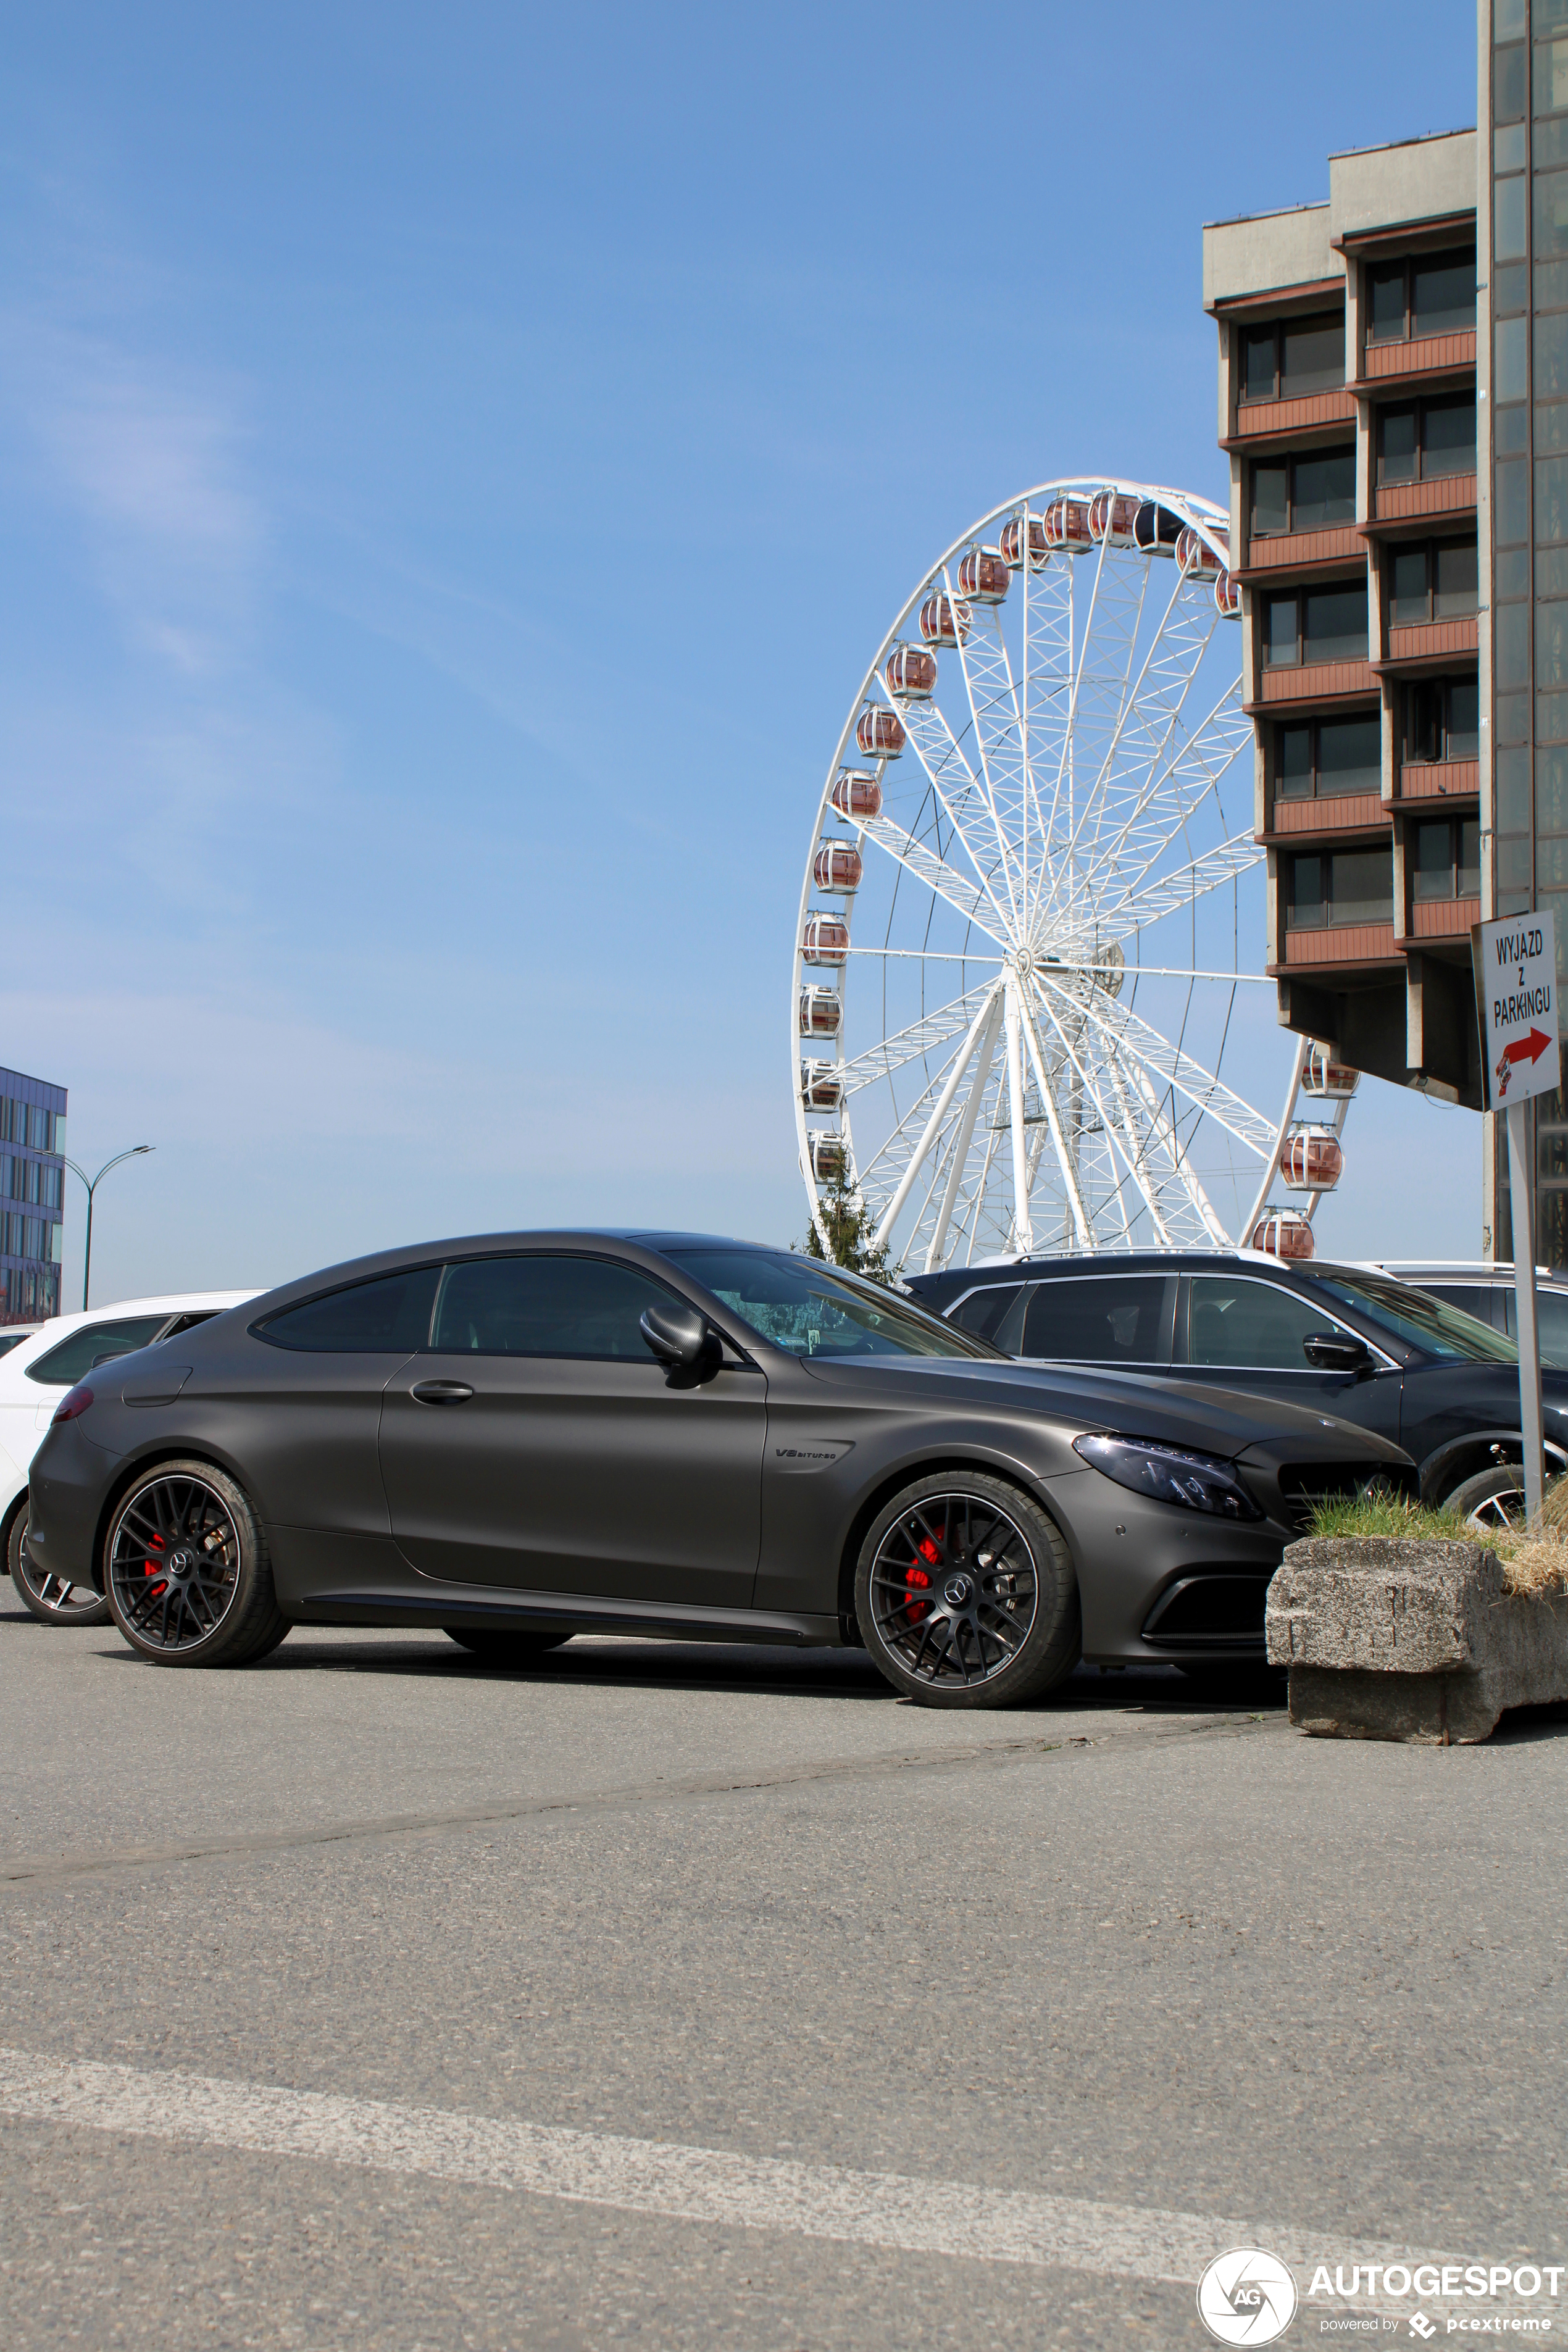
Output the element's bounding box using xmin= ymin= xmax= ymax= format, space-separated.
xmin=943 ymin=1573 xmax=973 ymax=1608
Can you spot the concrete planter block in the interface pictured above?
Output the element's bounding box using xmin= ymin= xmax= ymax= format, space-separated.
xmin=1265 ymin=1536 xmax=1568 ymax=1744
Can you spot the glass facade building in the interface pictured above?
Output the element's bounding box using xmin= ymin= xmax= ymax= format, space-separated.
xmin=0 ymin=1068 xmax=67 ymax=1324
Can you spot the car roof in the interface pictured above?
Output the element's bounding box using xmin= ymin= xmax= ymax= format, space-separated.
xmin=1370 ymin=1259 xmax=1568 ymax=1283
xmin=933 ymin=1248 xmax=1372 ymax=1282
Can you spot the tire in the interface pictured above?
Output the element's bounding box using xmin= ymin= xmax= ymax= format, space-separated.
xmin=6 ymin=1497 xmax=111 ymax=1627
xmin=1441 ymin=1462 xmax=1530 ymax=1533
xmin=853 ymin=1471 xmax=1080 ymax=1709
xmin=104 ymin=1460 xmax=287 ymax=1667
xmin=443 ymin=1627 xmax=572 ymax=1662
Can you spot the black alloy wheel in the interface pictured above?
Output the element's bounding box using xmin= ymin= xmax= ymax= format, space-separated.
xmin=105 ymin=1461 xmax=288 ymax=1667
xmin=854 ymin=1472 xmax=1080 ymax=1709
xmin=1443 ymin=1462 xmax=1532 ymax=1533
xmin=7 ymin=1500 xmax=111 ymax=1626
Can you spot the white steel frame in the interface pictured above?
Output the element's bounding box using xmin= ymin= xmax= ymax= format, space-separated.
xmin=793 ymin=477 xmax=1333 ymax=1270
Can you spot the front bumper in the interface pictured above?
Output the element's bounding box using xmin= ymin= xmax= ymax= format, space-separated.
xmin=1043 ymin=1438 xmax=1416 ymax=1665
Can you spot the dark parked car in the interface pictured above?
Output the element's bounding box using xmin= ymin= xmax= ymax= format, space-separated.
xmin=904 ymin=1249 xmax=1566 ymax=1524
xmin=27 ymin=1232 xmax=1413 ymax=1708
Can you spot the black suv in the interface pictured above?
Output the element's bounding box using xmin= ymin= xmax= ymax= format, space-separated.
xmin=903 ymin=1251 xmax=1568 ymax=1518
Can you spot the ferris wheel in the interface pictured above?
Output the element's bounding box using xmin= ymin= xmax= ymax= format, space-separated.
xmin=793 ymin=478 xmax=1357 ymax=1272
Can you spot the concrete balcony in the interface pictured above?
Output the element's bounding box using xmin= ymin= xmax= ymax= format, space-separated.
xmin=1401 ymin=895 xmax=1480 ymax=945
xmin=1248 ymin=657 xmax=1378 ymax=710
xmin=1270 ymin=920 xmax=1401 ymax=975
xmin=1266 ymin=793 xmax=1388 ymax=839
xmin=1380 ymin=615 xmax=1478 ymax=669
xmin=1353 ymin=328 xmax=1476 ymax=393
xmin=1395 ymin=757 xmax=1479 ymax=803
xmin=1242 ymin=523 xmax=1364 ymax=578
xmin=1370 ymin=472 xmax=1477 ymax=527
xmin=1225 ymin=386 xmax=1358 ymax=450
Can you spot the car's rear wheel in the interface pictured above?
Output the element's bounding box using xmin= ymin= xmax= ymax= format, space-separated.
xmin=7 ymin=1498 xmax=111 ymax=1626
xmin=104 ymin=1461 xmax=288 ymax=1667
xmin=854 ymin=1472 xmax=1080 ymax=1709
xmin=443 ymin=1627 xmax=572 ymax=1661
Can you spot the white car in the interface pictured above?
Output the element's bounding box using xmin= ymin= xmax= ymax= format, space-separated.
xmin=1 ymin=1293 xmax=257 ymax=1624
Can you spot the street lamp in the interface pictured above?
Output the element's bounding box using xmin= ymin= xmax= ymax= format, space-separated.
xmin=62 ymin=1148 xmax=154 ymax=1311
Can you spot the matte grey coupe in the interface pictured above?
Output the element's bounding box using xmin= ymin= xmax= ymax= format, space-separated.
xmin=25 ymin=1232 xmax=1414 ymax=1708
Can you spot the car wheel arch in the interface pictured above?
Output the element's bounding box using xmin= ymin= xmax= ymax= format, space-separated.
xmin=834 ymin=1450 xmax=1077 ymax=1635
xmin=1419 ymin=1429 xmax=1568 ymax=1506
xmin=89 ymin=1442 xmax=276 ymax=1594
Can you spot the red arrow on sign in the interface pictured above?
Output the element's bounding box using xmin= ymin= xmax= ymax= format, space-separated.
xmin=1504 ymin=1028 xmax=1554 ymax=1067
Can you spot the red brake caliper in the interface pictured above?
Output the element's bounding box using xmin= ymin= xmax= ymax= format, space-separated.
xmin=905 ymin=1530 xmax=941 ymax=1622
xmin=143 ymin=1532 xmax=167 ymax=1596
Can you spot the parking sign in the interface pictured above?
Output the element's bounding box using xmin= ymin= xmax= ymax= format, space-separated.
xmin=1475 ymin=912 xmax=1561 ymax=1112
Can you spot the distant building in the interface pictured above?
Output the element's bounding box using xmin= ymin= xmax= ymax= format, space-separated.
xmin=0 ymin=1068 xmax=67 ymax=1324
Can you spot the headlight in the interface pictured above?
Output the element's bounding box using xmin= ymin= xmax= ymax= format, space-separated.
xmin=1072 ymin=1432 xmax=1264 ymax=1521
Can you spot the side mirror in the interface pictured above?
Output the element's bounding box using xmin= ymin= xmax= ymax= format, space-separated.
xmin=1303 ymin=1330 xmax=1373 ymax=1375
xmin=640 ymin=1303 xmax=724 ymax=1381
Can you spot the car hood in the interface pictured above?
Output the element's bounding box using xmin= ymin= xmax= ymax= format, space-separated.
xmin=795 ymin=1354 xmax=1410 ymax=1464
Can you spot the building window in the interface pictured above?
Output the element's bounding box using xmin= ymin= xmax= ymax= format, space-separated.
xmin=1262 ymin=580 xmax=1369 ymax=667
xmin=1276 ymin=713 xmax=1381 ymax=799
xmin=1240 ymin=312 xmax=1345 ymax=402
xmin=1365 ymin=248 xmax=1476 ymax=346
xmin=1251 ymin=445 xmax=1355 ymax=536
xmin=1287 ymin=846 xmax=1393 ymax=928
xmin=1411 ymin=817 xmax=1481 ymax=901
xmin=1377 ymin=394 xmax=1477 ymax=483
xmin=1390 ymin=538 xmax=1478 ymax=626
xmin=1406 ymin=674 xmax=1480 ymax=762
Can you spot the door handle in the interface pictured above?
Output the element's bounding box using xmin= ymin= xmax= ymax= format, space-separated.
xmin=410 ymin=1380 xmax=475 ymax=1406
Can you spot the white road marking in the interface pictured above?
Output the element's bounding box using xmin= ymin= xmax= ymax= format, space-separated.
xmin=0 ymin=2045 xmax=1445 ymax=2295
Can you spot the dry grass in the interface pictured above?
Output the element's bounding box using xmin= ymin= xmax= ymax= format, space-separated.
xmin=1304 ymin=1485 xmax=1568 ymax=1597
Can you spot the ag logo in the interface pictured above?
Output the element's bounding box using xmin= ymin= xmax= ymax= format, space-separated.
xmin=1196 ymin=2248 xmax=1298 ymax=2345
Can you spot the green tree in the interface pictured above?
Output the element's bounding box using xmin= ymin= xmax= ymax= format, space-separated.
xmin=803 ymin=1161 xmax=894 ymax=1284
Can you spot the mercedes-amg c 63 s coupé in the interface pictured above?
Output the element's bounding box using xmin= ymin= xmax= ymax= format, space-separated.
xmin=25 ymin=1232 xmax=1416 ymax=1708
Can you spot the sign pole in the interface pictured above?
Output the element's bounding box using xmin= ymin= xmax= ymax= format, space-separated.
xmin=1474 ymin=908 xmax=1561 ymax=1528
xmin=1506 ymin=1097 xmax=1546 ymax=1524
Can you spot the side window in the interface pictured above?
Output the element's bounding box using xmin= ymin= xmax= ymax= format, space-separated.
xmin=430 ymin=1255 xmax=683 ymax=1361
xmin=1186 ymin=1277 xmax=1341 ymax=1370
xmin=27 ymin=1315 xmax=170 ymax=1387
xmin=1022 ymin=1277 xmax=1169 ymax=1364
xmin=1503 ymin=1286 xmax=1568 ymax=1367
xmin=948 ymin=1285 xmax=1022 ymax=1344
xmin=256 ymin=1267 xmax=440 ymax=1353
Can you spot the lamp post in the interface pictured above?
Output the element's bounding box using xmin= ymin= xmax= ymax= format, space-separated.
xmin=62 ymin=1148 xmax=154 ymax=1312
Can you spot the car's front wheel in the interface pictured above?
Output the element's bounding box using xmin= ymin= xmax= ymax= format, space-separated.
xmin=854 ymin=1472 xmax=1080 ymax=1709
xmin=104 ymin=1461 xmax=288 ymax=1667
xmin=7 ymin=1499 xmax=111 ymax=1626
xmin=1442 ymin=1462 xmax=1532 ymax=1533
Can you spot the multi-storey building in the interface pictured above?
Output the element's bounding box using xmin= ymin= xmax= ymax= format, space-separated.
xmin=0 ymin=1067 xmax=67 ymax=1324
xmin=1203 ymin=133 xmax=1482 ymax=1128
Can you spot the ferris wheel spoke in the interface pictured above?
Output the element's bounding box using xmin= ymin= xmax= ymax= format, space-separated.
xmin=1114 ymin=1035 xmax=1231 ymax=1246
xmin=1092 ymin=832 xmax=1263 ymax=943
xmin=866 ymin=986 xmax=1004 ymax=1249
xmin=855 ymin=809 xmax=1010 ymax=942
xmin=1042 ymin=976 xmax=1277 ymax=1159
xmin=1065 ymin=680 xmax=1251 ymax=920
xmin=1032 ymin=984 xmax=1175 ymax=1247
xmin=1014 ymin=984 xmax=1091 ymax=1251
xmin=923 ymin=994 xmax=1005 ymax=1271
xmin=836 ymin=983 xmax=996 ymax=1099
xmin=944 ymin=574 xmax=1029 ymax=930
xmin=895 ymin=665 xmax=1023 ymax=928
xmin=1057 ymin=565 xmax=1209 ymax=902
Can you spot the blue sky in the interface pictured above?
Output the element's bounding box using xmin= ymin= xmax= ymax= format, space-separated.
xmin=2 ymin=1 xmax=1482 ymax=1303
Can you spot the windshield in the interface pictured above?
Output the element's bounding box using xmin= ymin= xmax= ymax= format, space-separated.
xmin=1307 ymin=1269 xmax=1519 ymax=1364
xmin=663 ymin=1248 xmax=1000 ymax=1361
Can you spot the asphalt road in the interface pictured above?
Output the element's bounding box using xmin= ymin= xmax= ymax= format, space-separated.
xmin=1 ymin=1590 xmax=1564 ymax=2351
